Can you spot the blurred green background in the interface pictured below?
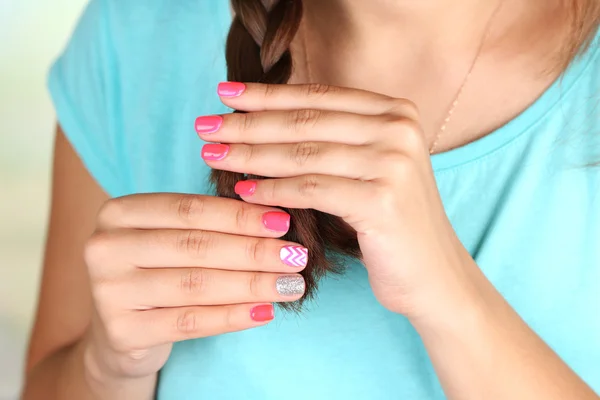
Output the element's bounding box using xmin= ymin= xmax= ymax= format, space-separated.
xmin=0 ymin=0 xmax=87 ymax=398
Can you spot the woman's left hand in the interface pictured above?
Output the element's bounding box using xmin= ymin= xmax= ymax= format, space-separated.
xmin=196 ymin=82 xmax=479 ymax=321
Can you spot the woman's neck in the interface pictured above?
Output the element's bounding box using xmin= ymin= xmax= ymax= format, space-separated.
xmin=302 ymin=0 xmax=500 ymax=42
xmin=292 ymin=0 xmax=567 ymax=151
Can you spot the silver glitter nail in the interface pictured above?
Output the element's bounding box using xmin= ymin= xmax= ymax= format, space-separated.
xmin=276 ymin=275 xmax=305 ymax=296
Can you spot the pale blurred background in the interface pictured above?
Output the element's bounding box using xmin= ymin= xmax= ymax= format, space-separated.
xmin=0 ymin=1 xmax=87 ymax=398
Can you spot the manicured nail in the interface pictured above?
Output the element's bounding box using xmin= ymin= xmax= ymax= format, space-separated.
xmin=235 ymin=180 xmax=257 ymax=196
xmin=280 ymin=246 xmax=308 ymax=268
xmin=195 ymin=115 xmax=223 ymax=134
xmin=262 ymin=212 xmax=290 ymax=232
xmin=201 ymin=144 xmax=230 ymax=161
xmin=276 ymin=275 xmax=306 ymax=297
xmin=217 ymin=82 xmax=246 ymax=97
xmin=250 ymin=304 xmax=275 ymax=322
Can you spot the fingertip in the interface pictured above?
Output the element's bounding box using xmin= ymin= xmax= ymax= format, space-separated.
xmin=217 ymin=82 xmax=247 ymax=98
xmin=280 ymin=245 xmax=308 ymax=269
xmin=235 ymin=180 xmax=257 ymax=196
xmin=275 ymin=275 xmax=306 ymax=298
xmin=262 ymin=211 xmax=291 ymax=234
xmin=250 ymin=303 xmax=275 ymax=322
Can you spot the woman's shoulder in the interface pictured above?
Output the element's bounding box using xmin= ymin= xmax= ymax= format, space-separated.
xmin=97 ymin=0 xmax=232 ymax=100
xmin=101 ymin=0 xmax=231 ymax=57
xmin=49 ymin=0 xmax=232 ymax=197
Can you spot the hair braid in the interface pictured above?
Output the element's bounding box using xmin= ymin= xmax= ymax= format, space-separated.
xmin=211 ymin=0 xmax=360 ymax=309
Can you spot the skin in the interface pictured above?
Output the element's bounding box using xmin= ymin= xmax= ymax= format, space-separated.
xmin=22 ymin=0 xmax=599 ymax=399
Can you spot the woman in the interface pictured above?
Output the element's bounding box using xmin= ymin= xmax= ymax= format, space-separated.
xmin=22 ymin=0 xmax=600 ymax=399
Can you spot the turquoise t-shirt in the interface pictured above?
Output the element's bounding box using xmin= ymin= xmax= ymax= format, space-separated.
xmin=48 ymin=1 xmax=600 ymax=399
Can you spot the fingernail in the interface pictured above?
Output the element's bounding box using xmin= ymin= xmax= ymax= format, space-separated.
xmin=276 ymin=275 xmax=306 ymax=297
xmin=217 ymin=82 xmax=246 ymax=97
xmin=250 ymin=304 xmax=275 ymax=322
xmin=201 ymin=144 xmax=230 ymax=161
xmin=235 ymin=180 xmax=257 ymax=196
xmin=195 ymin=115 xmax=223 ymax=134
xmin=262 ymin=212 xmax=290 ymax=232
xmin=280 ymin=246 xmax=308 ymax=268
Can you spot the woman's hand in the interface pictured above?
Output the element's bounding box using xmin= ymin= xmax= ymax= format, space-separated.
xmin=83 ymin=193 xmax=307 ymax=382
xmin=196 ymin=82 xmax=477 ymax=321
xmin=197 ymin=83 xmax=600 ymax=400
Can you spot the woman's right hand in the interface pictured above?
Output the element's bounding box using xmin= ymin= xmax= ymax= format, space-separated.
xmin=82 ymin=193 xmax=308 ymax=382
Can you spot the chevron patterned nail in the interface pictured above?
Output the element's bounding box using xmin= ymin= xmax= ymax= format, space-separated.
xmin=280 ymin=246 xmax=309 ymax=268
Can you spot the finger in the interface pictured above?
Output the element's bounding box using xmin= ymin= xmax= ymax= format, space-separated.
xmin=97 ymin=193 xmax=289 ymax=238
xmin=238 ymin=175 xmax=369 ymax=220
xmin=197 ymin=109 xmax=398 ymax=145
xmin=111 ymin=303 xmax=275 ymax=349
xmin=203 ymin=142 xmax=380 ymax=180
xmin=123 ymin=269 xmax=306 ymax=308
xmin=217 ymin=82 xmax=419 ymax=120
xmin=93 ymin=229 xmax=308 ymax=272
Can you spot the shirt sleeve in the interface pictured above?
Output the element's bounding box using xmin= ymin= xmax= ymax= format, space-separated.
xmin=48 ymin=0 xmax=123 ymax=197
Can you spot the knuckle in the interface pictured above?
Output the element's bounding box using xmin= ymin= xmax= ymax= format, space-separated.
xmin=245 ymin=238 xmax=266 ymax=264
xmin=289 ymin=142 xmax=320 ymax=167
xmin=176 ymin=230 xmax=213 ymax=259
xmin=263 ymin=83 xmax=278 ymax=100
xmin=96 ymin=197 xmax=125 ymax=227
xmin=223 ymin=306 xmax=237 ymax=331
xmin=385 ymin=117 xmax=425 ymax=153
xmin=401 ymin=120 xmax=425 ymax=150
xmin=238 ymin=112 xmax=258 ymax=132
xmin=111 ymin=350 xmax=152 ymax=376
xmin=124 ymin=349 xmax=151 ymax=362
xmin=403 ymin=99 xmax=420 ymax=118
xmin=262 ymin=179 xmax=278 ymax=203
xmin=84 ymin=231 xmax=114 ymax=270
xmin=176 ymin=195 xmax=206 ymax=223
xmin=386 ymin=98 xmax=419 ymax=118
xmin=298 ymin=175 xmax=320 ymax=197
xmin=287 ymin=109 xmax=321 ymax=133
xmin=239 ymin=144 xmax=255 ymax=164
xmin=104 ymin=319 xmax=131 ymax=351
xmin=305 ymin=83 xmax=334 ymax=98
xmin=248 ymin=272 xmax=263 ymax=299
xmin=180 ymin=268 xmax=205 ymax=294
xmin=176 ymin=309 xmax=200 ymax=336
xmin=234 ymin=202 xmax=252 ymax=231
xmin=89 ymin=278 xmax=115 ymax=305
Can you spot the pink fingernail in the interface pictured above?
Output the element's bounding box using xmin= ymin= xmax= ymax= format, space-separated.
xmin=235 ymin=181 xmax=257 ymax=196
xmin=201 ymin=144 xmax=230 ymax=161
xmin=195 ymin=115 xmax=223 ymax=134
xmin=217 ymin=82 xmax=246 ymax=97
xmin=250 ymin=304 xmax=275 ymax=322
xmin=262 ymin=212 xmax=290 ymax=232
xmin=280 ymin=246 xmax=308 ymax=268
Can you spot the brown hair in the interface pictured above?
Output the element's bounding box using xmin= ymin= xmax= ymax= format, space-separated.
xmin=212 ymin=0 xmax=600 ymax=307
xmin=560 ymin=0 xmax=600 ymax=71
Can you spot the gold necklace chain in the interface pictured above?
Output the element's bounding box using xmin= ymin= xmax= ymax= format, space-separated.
xmin=429 ymin=1 xmax=504 ymax=154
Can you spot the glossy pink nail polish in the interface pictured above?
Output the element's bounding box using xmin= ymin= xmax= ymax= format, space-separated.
xmin=235 ymin=181 xmax=257 ymax=196
xmin=262 ymin=212 xmax=290 ymax=232
xmin=280 ymin=246 xmax=308 ymax=268
xmin=218 ymin=82 xmax=246 ymax=97
xmin=250 ymin=304 xmax=275 ymax=322
xmin=195 ymin=115 xmax=223 ymax=134
xmin=201 ymin=144 xmax=230 ymax=161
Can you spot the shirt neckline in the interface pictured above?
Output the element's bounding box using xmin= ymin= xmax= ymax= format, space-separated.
xmin=430 ymin=33 xmax=600 ymax=172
